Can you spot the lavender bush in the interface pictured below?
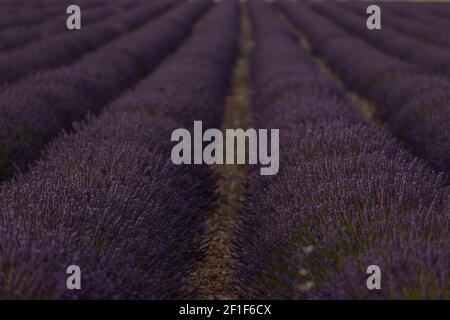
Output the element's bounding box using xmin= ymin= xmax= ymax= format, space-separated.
xmin=0 ymin=5 xmax=62 ymax=29
xmin=278 ymin=1 xmax=450 ymax=175
xmin=0 ymin=2 xmax=137 ymax=52
xmin=236 ymin=0 xmax=449 ymax=300
xmin=0 ymin=0 xmax=239 ymax=299
xmin=0 ymin=1 xmax=175 ymax=86
xmin=311 ymin=2 xmax=450 ymax=73
xmin=0 ymin=0 xmax=208 ymax=181
xmin=0 ymin=0 xmax=447 ymax=301
xmin=345 ymin=2 xmax=450 ymax=49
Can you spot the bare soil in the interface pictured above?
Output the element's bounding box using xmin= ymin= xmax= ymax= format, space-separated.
xmin=184 ymin=2 xmax=253 ymax=300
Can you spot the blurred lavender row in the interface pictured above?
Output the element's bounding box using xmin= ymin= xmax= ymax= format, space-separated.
xmin=0 ymin=0 xmax=239 ymax=299
xmin=279 ymin=1 xmax=450 ymax=175
xmin=310 ymin=2 xmax=450 ymax=73
xmin=391 ymin=4 xmax=450 ymax=35
xmin=0 ymin=0 xmax=119 ymax=29
xmin=344 ymin=2 xmax=450 ymax=49
xmin=236 ymin=0 xmax=449 ymax=299
xmin=0 ymin=5 xmax=65 ymax=29
xmin=0 ymin=1 xmax=175 ymax=87
xmin=420 ymin=2 xmax=450 ymax=20
xmin=0 ymin=0 xmax=125 ymax=10
xmin=0 ymin=0 xmax=202 ymax=180
xmin=0 ymin=1 xmax=137 ymax=52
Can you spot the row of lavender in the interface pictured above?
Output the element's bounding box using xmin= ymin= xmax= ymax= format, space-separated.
xmin=387 ymin=1 xmax=450 ymax=29
xmin=236 ymin=1 xmax=449 ymax=299
xmin=0 ymin=0 xmax=239 ymax=299
xmin=0 ymin=1 xmax=138 ymax=52
xmin=344 ymin=2 xmax=450 ymax=49
xmin=0 ymin=0 xmax=195 ymax=181
xmin=278 ymin=1 xmax=450 ymax=176
xmin=0 ymin=1 xmax=176 ymax=86
xmin=311 ymin=2 xmax=450 ymax=73
xmin=421 ymin=2 xmax=450 ymax=19
xmin=0 ymin=0 xmax=125 ymax=29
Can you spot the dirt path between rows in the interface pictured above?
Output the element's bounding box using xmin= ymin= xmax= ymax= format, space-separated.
xmin=184 ymin=2 xmax=253 ymax=299
xmin=278 ymin=11 xmax=383 ymax=127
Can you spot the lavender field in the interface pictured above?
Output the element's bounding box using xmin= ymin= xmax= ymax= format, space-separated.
xmin=0 ymin=0 xmax=448 ymax=300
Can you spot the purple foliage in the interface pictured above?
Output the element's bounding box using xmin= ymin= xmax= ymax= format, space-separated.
xmin=0 ymin=1 xmax=175 ymax=86
xmin=0 ymin=0 xmax=130 ymax=30
xmin=0 ymin=6 xmax=62 ymax=29
xmin=0 ymin=0 xmax=208 ymax=181
xmin=0 ymin=0 xmax=447 ymax=301
xmin=0 ymin=0 xmax=239 ymax=299
xmin=422 ymin=2 xmax=450 ymax=21
xmin=311 ymin=238 xmax=450 ymax=299
xmin=236 ymin=1 xmax=449 ymax=300
xmin=0 ymin=2 xmax=137 ymax=52
xmin=344 ymin=1 xmax=450 ymax=49
xmin=311 ymin=2 xmax=450 ymax=72
xmin=279 ymin=1 xmax=450 ymax=175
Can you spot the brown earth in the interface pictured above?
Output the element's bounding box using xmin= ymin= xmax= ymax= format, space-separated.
xmin=184 ymin=1 xmax=253 ymax=300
